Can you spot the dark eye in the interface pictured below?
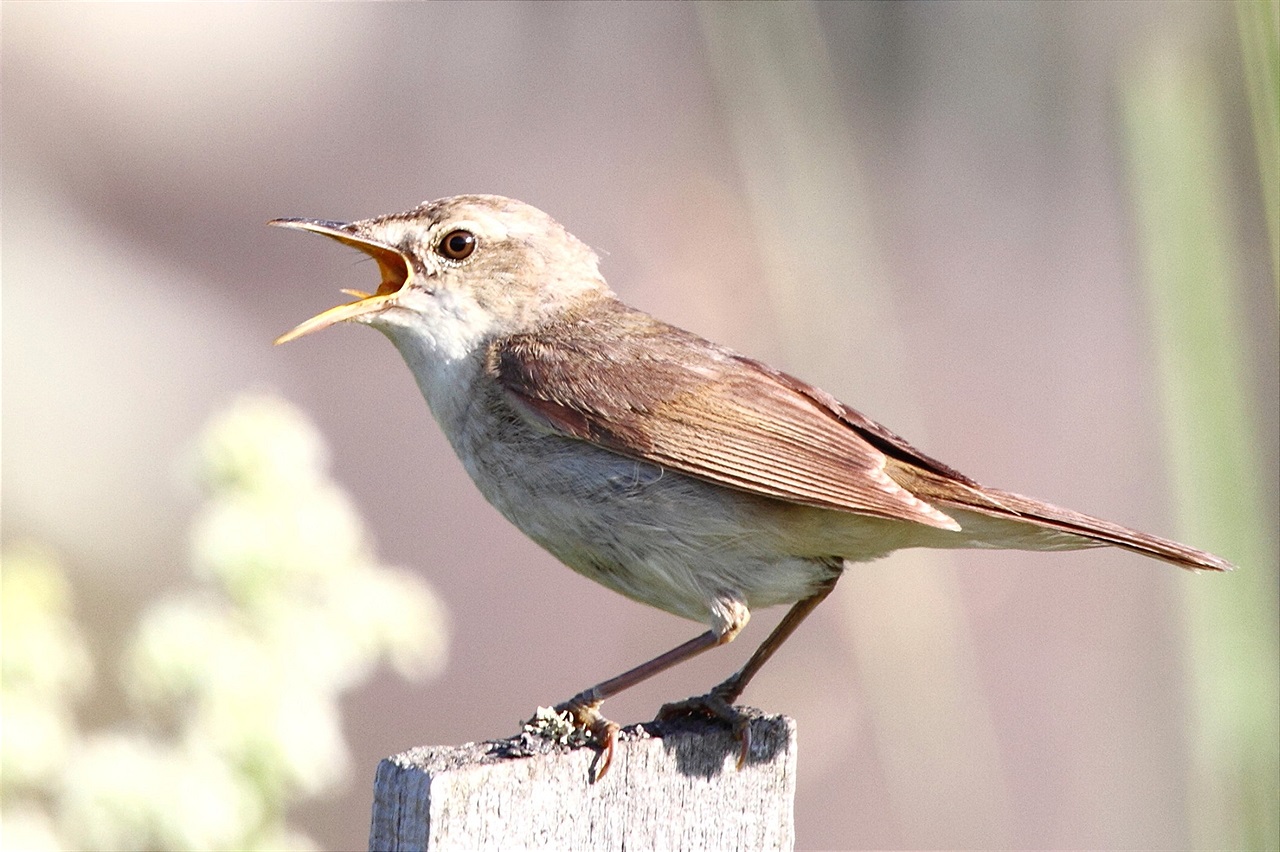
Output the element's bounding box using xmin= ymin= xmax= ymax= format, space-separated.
xmin=439 ymin=229 xmax=476 ymax=261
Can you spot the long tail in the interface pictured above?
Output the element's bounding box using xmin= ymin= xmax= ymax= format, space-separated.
xmin=887 ymin=461 xmax=1234 ymax=573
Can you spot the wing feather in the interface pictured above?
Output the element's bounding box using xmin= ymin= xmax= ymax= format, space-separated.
xmin=486 ymin=300 xmax=1231 ymax=573
xmin=487 ymin=302 xmax=960 ymax=530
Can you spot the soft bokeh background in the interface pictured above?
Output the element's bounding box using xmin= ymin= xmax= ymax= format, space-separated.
xmin=4 ymin=2 xmax=1277 ymax=849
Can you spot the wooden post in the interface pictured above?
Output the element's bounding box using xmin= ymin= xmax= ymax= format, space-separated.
xmin=369 ymin=712 xmax=797 ymax=851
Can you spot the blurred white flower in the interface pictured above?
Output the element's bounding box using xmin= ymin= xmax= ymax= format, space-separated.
xmin=0 ymin=544 xmax=93 ymax=791
xmin=1 ymin=393 xmax=449 ymax=851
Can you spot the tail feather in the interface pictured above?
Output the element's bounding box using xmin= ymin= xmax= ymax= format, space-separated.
xmin=887 ymin=461 xmax=1234 ymax=573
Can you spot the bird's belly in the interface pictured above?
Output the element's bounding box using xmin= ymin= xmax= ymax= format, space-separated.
xmin=456 ymin=425 xmax=845 ymax=625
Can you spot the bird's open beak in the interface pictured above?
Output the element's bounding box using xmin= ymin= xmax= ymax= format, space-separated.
xmin=271 ymin=218 xmax=414 ymax=345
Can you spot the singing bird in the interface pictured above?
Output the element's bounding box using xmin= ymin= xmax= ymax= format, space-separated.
xmin=275 ymin=194 xmax=1232 ymax=778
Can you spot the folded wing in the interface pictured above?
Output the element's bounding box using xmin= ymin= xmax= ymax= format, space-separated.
xmin=487 ymin=303 xmax=961 ymax=531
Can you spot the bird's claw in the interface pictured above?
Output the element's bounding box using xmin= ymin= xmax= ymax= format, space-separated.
xmin=656 ymin=688 xmax=753 ymax=769
xmin=550 ymin=695 xmax=620 ymax=782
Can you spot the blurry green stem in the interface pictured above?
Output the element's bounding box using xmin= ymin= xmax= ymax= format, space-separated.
xmin=1235 ymin=0 xmax=1280 ymax=304
xmin=1122 ymin=39 xmax=1280 ymax=851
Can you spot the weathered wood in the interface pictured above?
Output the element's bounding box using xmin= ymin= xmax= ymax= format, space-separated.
xmin=369 ymin=711 xmax=796 ymax=851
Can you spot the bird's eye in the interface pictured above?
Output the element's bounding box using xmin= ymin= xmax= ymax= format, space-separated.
xmin=439 ymin=229 xmax=477 ymax=261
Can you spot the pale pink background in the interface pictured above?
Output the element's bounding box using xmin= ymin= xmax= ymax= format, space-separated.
xmin=5 ymin=3 xmax=1276 ymax=849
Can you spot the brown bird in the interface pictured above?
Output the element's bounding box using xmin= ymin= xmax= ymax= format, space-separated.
xmin=275 ymin=194 xmax=1232 ymax=779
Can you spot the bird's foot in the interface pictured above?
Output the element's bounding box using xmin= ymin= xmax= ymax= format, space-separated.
xmin=533 ymin=693 xmax=620 ymax=782
xmin=656 ymin=682 xmax=752 ymax=769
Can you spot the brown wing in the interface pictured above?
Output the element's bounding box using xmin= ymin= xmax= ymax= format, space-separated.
xmin=487 ymin=302 xmax=960 ymax=531
xmin=885 ymin=461 xmax=1234 ymax=571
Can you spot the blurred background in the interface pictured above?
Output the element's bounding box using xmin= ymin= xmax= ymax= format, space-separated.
xmin=4 ymin=2 xmax=1277 ymax=849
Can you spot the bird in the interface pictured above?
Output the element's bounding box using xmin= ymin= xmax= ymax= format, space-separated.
xmin=273 ymin=194 xmax=1232 ymax=779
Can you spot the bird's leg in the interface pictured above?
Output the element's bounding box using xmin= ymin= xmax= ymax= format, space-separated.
xmin=552 ymin=630 xmax=724 ymax=780
xmin=710 ymin=576 xmax=839 ymax=704
xmin=551 ymin=596 xmax=751 ymax=781
xmin=658 ymin=576 xmax=839 ymax=767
